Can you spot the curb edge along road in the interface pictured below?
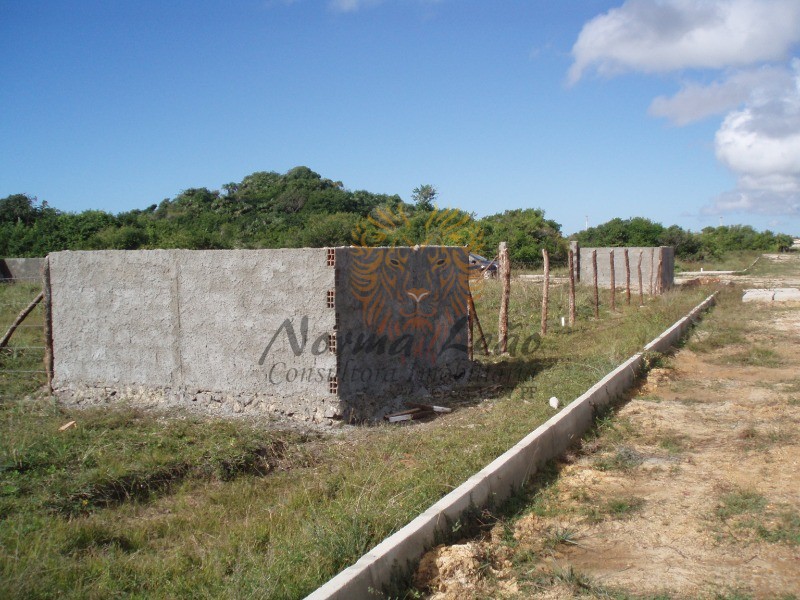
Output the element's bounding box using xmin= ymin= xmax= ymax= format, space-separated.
xmin=306 ymin=293 xmax=718 ymax=600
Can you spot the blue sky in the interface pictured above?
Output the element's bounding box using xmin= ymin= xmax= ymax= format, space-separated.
xmin=1 ymin=0 xmax=799 ymax=235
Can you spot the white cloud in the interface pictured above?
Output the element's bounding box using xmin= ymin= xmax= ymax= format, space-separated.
xmin=707 ymin=188 xmax=800 ymax=215
xmin=716 ymin=112 xmax=800 ymax=178
xmin=648 ymin=66 xmax=793 ymax=125
xmin=708 ymin=65 xmax=800 ymax=215
xmin=568 ymin=0 xmax=800 ymax=85
xmin=569 ymin=0 xmax=800 ymax=216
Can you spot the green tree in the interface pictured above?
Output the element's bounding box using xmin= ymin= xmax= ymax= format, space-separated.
xmin=0 ymin=194 xmax=46 ymax=226
xmin=411 ymin=185 xmax=437 ymax=212
xmin=480 ymin=208 xmax=565 ymax=265
xmin=573 ymin=217 xmax=793 ymax=260
xmin=658 ymin=225 xmax=701 ymax=258
xmin=299 ymin=213 xmax=361 ymax=247
xmin=575 ymin=217 xmax=665 ymax=248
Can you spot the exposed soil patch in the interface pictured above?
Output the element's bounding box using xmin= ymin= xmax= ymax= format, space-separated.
xmin=413 ymin=281 xmax=800 ymax=598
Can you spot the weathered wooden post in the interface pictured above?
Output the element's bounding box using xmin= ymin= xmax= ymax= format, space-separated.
xmin=649 ymin=248 xmax=655 ymax=295
xmin=624 ymin=248 xmax=631 ymax=306
xmin=0 ymin=292 xmax=43 ymax=349
xmin=592 ymin=249 xmax=599 ymax=319
xmin=467 ymin=289 xmax=474 ymax=360
xmin=609 ymin=250 xmax=616 ymax=312
xmin=468 ymin=291 xmax=489 ymax=355
xmin=498 ymin=241 xmax=511 ymax=354
xmin=638 ymin=251 xmax=644 ymax=306
xmin=541 ymin=248 xmax=550 ymax=336
xmin=570 ymin=240 xmax=580 ymax=283
xmin=568 ymin=249 xmax=576 ymax=327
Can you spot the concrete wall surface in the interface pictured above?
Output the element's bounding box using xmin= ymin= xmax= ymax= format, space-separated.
xmin=48 ymin=247 xmax=469 ymax=423
xmin=579 ymin=246 xmax=674 ymax=292
xmin=1 ymin=258 xmax=44 ymax=282
xmin=50 ymin=249 xmax=338 ymax=421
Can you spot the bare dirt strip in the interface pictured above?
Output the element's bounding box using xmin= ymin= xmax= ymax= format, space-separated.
xmin=413 ymin=279 xmax=800 ymax=598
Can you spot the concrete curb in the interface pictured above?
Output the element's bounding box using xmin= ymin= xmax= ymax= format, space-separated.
xmin=305 ymin=293 xmax=717 ymax=600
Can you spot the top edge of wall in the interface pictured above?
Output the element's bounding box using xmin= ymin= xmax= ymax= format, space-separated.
xmin=47 ymin=246 xmax=470 ymax=256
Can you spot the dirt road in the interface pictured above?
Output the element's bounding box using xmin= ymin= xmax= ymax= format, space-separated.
xmin=413 ymin=257 xmax=800 ymax=599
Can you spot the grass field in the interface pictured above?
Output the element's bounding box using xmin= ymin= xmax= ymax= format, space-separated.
xmin=0 ymin=276 xmax=714 ymax=599
xmin=747 ymin=252 xmax=800 ymax=277
xmin=409 ymin=271 xmax=800 ymax=599
xmin=675 ymin=250 xmax=763 ymax=273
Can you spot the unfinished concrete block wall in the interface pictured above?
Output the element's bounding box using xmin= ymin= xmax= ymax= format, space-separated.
xmin=1 ymin=258 xmax=44 ymax=282
xmin=47 ymin=247 xmax=469 ymax=424
xmin=578 ymin=246 xmax=674 ymax=293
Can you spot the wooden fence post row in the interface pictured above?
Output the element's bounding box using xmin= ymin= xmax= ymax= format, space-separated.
xmin=477 ymin=244 xmax=663 ymax=356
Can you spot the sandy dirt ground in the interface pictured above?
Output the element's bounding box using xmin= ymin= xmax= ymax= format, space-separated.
xmin=413 ymin=257 xmax=800 ymax=599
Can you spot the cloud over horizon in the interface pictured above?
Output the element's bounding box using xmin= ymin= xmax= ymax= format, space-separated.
xmin=709 ymin=60 xmax=800 ymax=215
xmin=570 ymin=0 xmax=800 ymax=216
xmin=648 ymin=66 xmax=794 ymax=126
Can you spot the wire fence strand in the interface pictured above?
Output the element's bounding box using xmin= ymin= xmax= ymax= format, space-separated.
xmin=1 ymin=346 xmax=46 ymax=350
xmin=1 ymin=280 xmax=46 ymax=378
